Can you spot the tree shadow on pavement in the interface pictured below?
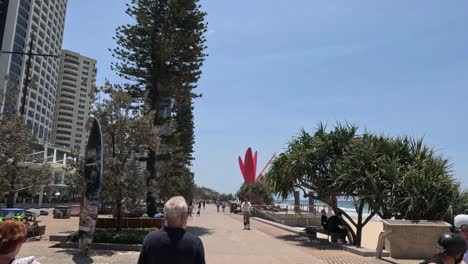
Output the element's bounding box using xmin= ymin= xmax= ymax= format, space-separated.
xmin=274 ymin=235 xmax=410 ymax=264
xmin=186 ymin=226 xmax=213 ymax=237
xmin=274 ymin=234 xmax=344 ymax=251
xmin=56 ymin=248 xmax=117 ymax=264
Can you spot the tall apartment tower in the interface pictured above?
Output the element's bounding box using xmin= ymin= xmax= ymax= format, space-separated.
xmin=0 ymin=0 xmax=67 ymax=142
xmin=52 ymin=49 xmax=96 ymax=155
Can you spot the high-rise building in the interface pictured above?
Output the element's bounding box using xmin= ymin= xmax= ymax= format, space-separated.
xmin=0 ymin=0 xmax=67 ymax=142
xmin=52 ymin=49 xmax=96 ymax=155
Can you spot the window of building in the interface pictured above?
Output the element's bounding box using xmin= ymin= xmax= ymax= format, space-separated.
xmin=77 ymin=122 xmax=83 ymax=126
xmin=58 ymin=118 xmax=72 ymax=123
xmin=77 ymin=116 xmax=84 ymax=120
xmin=57 ymin=130 xmax=71 ymax=135
xmin=26 ymin=119 xmax=33 ymax=129
xmin=76 ymin=134 xmax=82 ymax=138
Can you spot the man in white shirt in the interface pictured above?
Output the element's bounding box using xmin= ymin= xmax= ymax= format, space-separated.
xmin=241 ymin=198 xmax=252 ymax=230
xmin=454 ymin=214 xmax=468 ymax=263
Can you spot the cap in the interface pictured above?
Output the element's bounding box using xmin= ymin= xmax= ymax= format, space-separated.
xmin=454 ymin=214 xmax=468 ymax=228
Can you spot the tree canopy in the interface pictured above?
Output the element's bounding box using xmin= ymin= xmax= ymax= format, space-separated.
xmin=112 ymin=0 xmax=207 ymax=215
xmin=0 ymin=113 xmax=50 ymax=207
xmin=267 ymin=123 xmax=467 ymax=247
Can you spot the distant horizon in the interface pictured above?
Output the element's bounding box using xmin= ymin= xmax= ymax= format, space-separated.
xmin=64 ymin=0 xmax=468 ymax=194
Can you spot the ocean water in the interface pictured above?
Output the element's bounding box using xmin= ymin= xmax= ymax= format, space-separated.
xmin=275 ymin=199 xmax=377 ymax=219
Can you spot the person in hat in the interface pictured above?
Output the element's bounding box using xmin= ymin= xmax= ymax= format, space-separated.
xmin=421 ymin=232 xmax=467 ymax=264
xmin=454 ymin=214 xmax=468 ymax=263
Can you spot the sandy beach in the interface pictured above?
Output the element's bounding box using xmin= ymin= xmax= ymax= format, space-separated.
xmin=316 ymin=217 xmax=384 ymax=250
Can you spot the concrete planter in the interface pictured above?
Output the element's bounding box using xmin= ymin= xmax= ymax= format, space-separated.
xmin=382 ymin=219 xmax=451 ymax=259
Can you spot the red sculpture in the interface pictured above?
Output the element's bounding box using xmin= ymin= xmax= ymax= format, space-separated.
xmin=238 ymin=148 xmax=276 ymax=184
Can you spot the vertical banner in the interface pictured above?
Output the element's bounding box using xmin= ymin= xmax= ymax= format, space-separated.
xmin=78 ymin=118 xmax=103 ymax=255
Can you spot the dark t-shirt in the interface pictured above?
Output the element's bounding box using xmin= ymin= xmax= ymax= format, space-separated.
xmin=321 ymin=215 xmax=328 ymax=229
xmin=137 ymin=227 xmax=205 ymax=264
xmin=327 ymin=215 xmax=342 ymax=233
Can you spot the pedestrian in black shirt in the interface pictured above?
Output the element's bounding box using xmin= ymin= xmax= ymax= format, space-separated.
xmin=320 ymin=209 xmax=328 ymax=231
xmin=138 ymin=196 xmax=205 ymax=264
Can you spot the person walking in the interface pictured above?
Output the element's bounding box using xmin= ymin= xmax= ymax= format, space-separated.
xmin=216 ymin=200 xmax=221 ymax=212
xmin=188 ymin=201 xmax=194 ymax=217
xmin=197 ymin=201 xmax=202 ymax=216
xmin=0 ymin=220 xmax=41 ymax=264
xmin=202 ymin=201 xmax=206 ymax=210
xmin=241 ymin=198 xmax=252 ymax=230
xmin=138 ymin=196 xmax=205 ymax=264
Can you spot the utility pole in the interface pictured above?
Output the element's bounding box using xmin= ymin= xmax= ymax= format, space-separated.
xmin=0 ymin=32 xmax=60 ymax=116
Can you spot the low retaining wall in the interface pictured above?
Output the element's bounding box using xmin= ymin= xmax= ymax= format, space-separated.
xmin=96 ymin=218 xmax=164 ymax=229
xmin=252 ymin=210 xmax=321 ymax=227
xmin=59 ymin=241 xmax=142 ymax=251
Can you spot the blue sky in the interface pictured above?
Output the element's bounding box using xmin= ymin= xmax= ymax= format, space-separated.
xmin=63 ymin=0 xmax=468 ymax=194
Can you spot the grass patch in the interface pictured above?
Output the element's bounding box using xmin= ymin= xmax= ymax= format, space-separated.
xmin=70 ymin=228 xmax=155 ymax=244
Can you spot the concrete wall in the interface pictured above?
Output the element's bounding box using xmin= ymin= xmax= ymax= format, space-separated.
xmin=252 ymin=210 xmax=322 ymax=227
xmin=383 ymin=220 xmax=451 ymax=259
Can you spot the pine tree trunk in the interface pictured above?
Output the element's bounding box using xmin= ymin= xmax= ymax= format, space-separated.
xmin=146 ymin=149 xmax=157 ymax=217
xmin=145 ymin=90 xmax=162 ymax=217
xmin=6 ymin=171 xmax=17 ymax=208
xmin=6 ymin=191 xmax=15 ymax=208
xmin=116 ymin=195 xmax=123 ymax=232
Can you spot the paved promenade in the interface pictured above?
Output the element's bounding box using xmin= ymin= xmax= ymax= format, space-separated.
xmin=17 ymin=206 xmax=419 ymax=263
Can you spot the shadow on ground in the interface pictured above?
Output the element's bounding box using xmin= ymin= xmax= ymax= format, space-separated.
xmin=56 ymin=248 xmax=118 ymax=264
xmin=275 ymin=234 xmax=343 ymax=251
xmin=186 ymin=226 xmax=213 ymax=237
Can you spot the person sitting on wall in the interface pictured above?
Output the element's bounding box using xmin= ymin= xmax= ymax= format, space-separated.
xmin=320 ymin=209 xmax=328 ymax=231
xmin=326 ymin=212 xmax=347 ymax=243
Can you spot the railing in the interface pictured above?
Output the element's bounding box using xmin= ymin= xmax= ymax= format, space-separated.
xmin=251 ymin=204 xmax=328 ymax=227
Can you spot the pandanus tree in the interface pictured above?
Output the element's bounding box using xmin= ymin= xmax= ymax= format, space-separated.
xmin=267 ymin=122 xmax=466 ymax=247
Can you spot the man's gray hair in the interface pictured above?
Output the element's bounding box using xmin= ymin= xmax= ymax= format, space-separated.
xmin=164 ymin=196 xmax=188 ymax=223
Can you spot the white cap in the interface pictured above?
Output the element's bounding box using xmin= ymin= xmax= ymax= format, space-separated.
xmin=454 ymin=214 xmax=468 ymax=228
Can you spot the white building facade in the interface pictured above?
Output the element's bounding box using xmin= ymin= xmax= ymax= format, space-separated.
xmin=52 ymin=49 xmax=96 ymax=155
xmin=0 ymin=0 xmax=67 ymax=142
